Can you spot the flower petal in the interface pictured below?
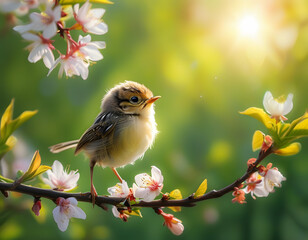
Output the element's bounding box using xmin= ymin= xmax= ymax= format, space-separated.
xmin=53 ymin=206 xmax=69 ymax=232
xmin=282 ymin=93 xmax=294 ymax=116
xmin=151 ymin=166 xmax=163 ymax=184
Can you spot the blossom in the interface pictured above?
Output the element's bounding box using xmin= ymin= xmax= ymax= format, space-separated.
xmin=78 ymin=35 xmax=106 ymax=61
xmin=32 ymin=199 xmax=42 ymax=216
xmin=263 ymin=91 xmax=293 ymax=122
xmin=0 ymin=0 xmax=21 ymax=13
xmin=161 ymin=212 xmax=184 ymax=236
xmin=73 ymin=0 xmax=108 ymax=35
xmin=112 ymin=206 xmax=129 ymax=222
xmin=21 ymin=33 xmax=55 ymax=68
xmin=53 ymin=197 xmax=86 ymax=232
xmin=48 ymin=55 xmax=89 ymax=80
xmin=232 ymin=187 xmax=246 ymax=204
xmin=243 ymin=172 xmax=269 ymax=199
xmin=14 ymin=4 xmax=61 ymax=38
xmin=134 ymin=166 xmax=164 ymax=202
xmin=42 ymin=160 xmax=80 ymax=191
xmin=263 ymin=168 xmax=286 ymax=193
xmin=107 ymin=180 xmax=130 ymax=198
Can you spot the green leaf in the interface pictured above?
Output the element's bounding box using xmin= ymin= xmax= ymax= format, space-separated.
xmin=59 ymin=0 xmax=113 ymax=5
xmin=168 ymin=189 xmax=182 ymax=212
xmin=275 ymin=142 xmax=301 ymax=156
xmin=0 ymin=99 xmax=14 ymax=131
xmin=0 ymin=174 xmax=14 ymax=183
xmin=252 ymin=130 xmax=264 ymax=151
xmin=240 ymin=107 xmax=275 ymax=130
xmin=0 ymin=136 xmax=17 ymax=159
xmin=194 ymin=179 xmax=207 ymax=198
xmin=0 ymin=99 xmax=37 ymax=145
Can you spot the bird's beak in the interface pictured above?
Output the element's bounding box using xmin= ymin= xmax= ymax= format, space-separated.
xmin=146 ymin=96 xmax=161 ymax=105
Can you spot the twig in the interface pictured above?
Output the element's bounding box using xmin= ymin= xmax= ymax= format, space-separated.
xmin=0 ymin=148 xmax=272 ymax=209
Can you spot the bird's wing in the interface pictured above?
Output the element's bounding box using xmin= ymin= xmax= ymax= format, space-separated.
xmin=74 ymin=112 xmax=125 ymax=155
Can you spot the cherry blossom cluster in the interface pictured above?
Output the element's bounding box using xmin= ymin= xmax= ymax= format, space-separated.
xmin=108 ymin=166 xmax=184 ymax=236
xmin=36 ymin=163 xmax=184 ymax=235
xmin=0 ymin=0 xmax=107 ymax=80
xmin=232 ymin=91 xmax=292 ymax=204
xmin=232 ymin=159 xmax=286 ymax=204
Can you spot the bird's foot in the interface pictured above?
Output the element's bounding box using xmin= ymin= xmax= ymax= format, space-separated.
xmin=91 ymin=184 xmax=98 ymax=207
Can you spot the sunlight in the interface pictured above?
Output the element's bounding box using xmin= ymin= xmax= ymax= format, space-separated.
xmin=237 ymin=15 xmax=260 ymax=38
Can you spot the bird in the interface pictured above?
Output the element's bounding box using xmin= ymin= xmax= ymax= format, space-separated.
xmin=49 ymin=81 xmax=160 ymax=203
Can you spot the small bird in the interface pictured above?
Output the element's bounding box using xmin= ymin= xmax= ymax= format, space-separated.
xmin=49 ymin=81 xmax=160 ymax=203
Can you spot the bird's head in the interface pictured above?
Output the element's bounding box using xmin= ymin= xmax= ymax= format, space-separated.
xmin=101 ymin=81 xmax=160 ymax=116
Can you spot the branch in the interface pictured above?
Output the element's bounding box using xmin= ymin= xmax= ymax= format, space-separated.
xmin=0 ymin=148 xmax=272 ymax=209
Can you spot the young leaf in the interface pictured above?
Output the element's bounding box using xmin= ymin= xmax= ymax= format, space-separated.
xmin=0 ymin=99 xmax=37 ymax=144
xmin=0 ymin=174 xmax=14 ymax=183
xmin=240 ymin=107 xmax=275 ymax=130
xmin=18 ymin=151 xmax=51 ymax=183
xmin=194 ymin=179 xmax=208 ymax=198
xmin=0 ymin=99 xmax=14 ymax=131
xmin=275 ymin=142 xmax=301 ymax=156
xmin=123 ymin=209 xmax=142 ymax=218
xmin=168 ymin=189 xmax=183 ymax=212
xmin=0 ymin=136 xmax=17 ymax=159
xmin=252 ymin=130 xmax=264 ymax=151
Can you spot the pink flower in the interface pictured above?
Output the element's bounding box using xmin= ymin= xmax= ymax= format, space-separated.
xmin=161 ymin=212 xmax=184 ymax=236
xmin=134 ymin=166 xmax=164 ymax=202
xmin=53 ymin=197 xmax=86 ymax=232
xmin=232 ymin=187 xmax=246 ymax=204
xmin=14 ymin=4 xmax=61 ymax=38
xmin=21 ymin=32 xmax=55 ymax=68
xmin=42 ymin=160 xmax=79 ymax=191
xmin=73 ymin=0 xmax=108 ymax=35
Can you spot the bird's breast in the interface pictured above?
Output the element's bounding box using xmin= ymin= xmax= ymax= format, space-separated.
xmin=99 ymin=114 xmax=157 ymax=168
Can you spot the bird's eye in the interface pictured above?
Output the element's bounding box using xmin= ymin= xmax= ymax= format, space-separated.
xmin=130 ymin=96 xmax=139 ymax=103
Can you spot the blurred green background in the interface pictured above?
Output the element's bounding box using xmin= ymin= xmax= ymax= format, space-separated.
xmin=0 ymin=0 xmax=308 ymax=239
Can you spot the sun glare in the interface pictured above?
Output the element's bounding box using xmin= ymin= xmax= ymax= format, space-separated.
xmin=237 ymin=15 xmax=260 ymax=38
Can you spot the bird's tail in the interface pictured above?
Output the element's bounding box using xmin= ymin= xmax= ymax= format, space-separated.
xmin=49 ymin=140 xmax=79 ymax=153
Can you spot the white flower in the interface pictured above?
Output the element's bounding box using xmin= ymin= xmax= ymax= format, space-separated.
xmin=42 ymin=160 xmax=79 ymax=191
xmin=263 ymin=91 xmax=293 ymax=121
xmin=14 ymin=4 xmax=61 ymax=38
xmin=134 ymin=166 xmax=163 ymax=202
xmin=21 ymin=33 xmax=55 ymax=68
xmin=0 ymin=0 xmax=21 ymax=13
xmin=53 ymin=197 xmax=86 ymax=232
xmin=112 ymin=206 xmax=121 ymax=218
xmin=264 ymin=168 xmax=286 ymax=193
xmin=48 ymin=55 xmax=89 ymax=80
xmin=112 ymin=206 xmax=129 ymax=221
xmin=162 ymin=212 xmax=184 ymax=236
xmin=243 ymin=172 xmax=269 ymax=199
xmin=107 ymin=180 xmax=129 ymax=198
xmin=73 ymin=0 xmax=108 ymax=35
xmin=78 ymin=35 xmax=106 ymax=61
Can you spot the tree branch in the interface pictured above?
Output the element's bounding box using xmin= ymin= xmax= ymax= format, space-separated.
xmin=0 ymin=148 xmax=272 ymax=209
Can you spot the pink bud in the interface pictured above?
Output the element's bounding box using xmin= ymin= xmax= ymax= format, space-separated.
xmin=32 ymin=199 xmax=42 ymax=216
